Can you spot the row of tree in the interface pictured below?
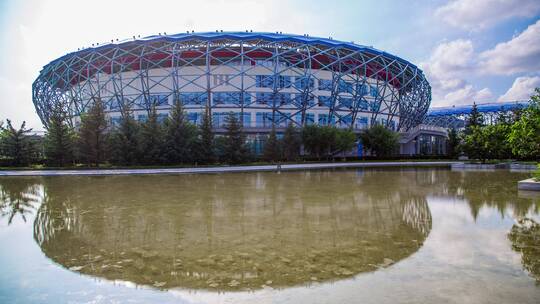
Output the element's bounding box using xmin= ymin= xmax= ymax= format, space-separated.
xmin=1 ymin=98 xmax=403 ymax=167
xmin=447 ymin=88 xmax=540 ymax=161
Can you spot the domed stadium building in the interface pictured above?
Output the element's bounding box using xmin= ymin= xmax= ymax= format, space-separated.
xmin=33 ymin=31 xmax=438 ymax=155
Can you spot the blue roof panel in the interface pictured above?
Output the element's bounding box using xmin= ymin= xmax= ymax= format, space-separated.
xmin=427 ymin=101 xmax=530 ymax=116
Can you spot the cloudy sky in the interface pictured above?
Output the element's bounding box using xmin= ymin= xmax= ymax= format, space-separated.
xmin=0 ymin=0 xmax=539 ymax=130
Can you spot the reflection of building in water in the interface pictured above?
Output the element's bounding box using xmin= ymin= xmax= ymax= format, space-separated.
xmin=34 ymin=171 xmax=432 ymax=291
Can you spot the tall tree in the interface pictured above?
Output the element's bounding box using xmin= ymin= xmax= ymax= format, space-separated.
xmin=223 ymin=112 xmax=249 ymax=164
xmin=359 ymin=124 xmax=399 ymax=158
xmin=465 ymin=103 xmax=483 ymax=135
xmin=263 ymin=126 xmax=281 ymax=162
xmin=446 ymin=128 xmax=460 ymax=158
xmin=198 ymin=108 xmax=216 ymax=163
xmin=462 ymin=126 xmax=489 ymax=161
xmin=334 ymin=128 xmax=356 ymax=156
xmin=164 ymin=102 xmax=198 ymax=164
xmin=508 ymin=88 xmax=540 ymax=159
xmin=138 ymin=106 xmax=165 ymax=165
xmin=0 ymin=120 xmax=38 ymax=166
xmin=109 ymin=105 xmax=139 ymax=165
xmin=282 ymin=123 xmax=300 ymax=161
xmin=77 ymin=98 xmax=108 ymax=166
xmin=44 ymin=106 xmax=75 ymax=166
xmin=302 ymin=125 xmax=325 ymax=160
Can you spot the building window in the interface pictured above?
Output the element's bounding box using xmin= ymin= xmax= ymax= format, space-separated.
xmin=337 ymin=80 xmax=353 ymax=94
xmin=356 ymin=84 xmax=368 ymax=96
xmin=278 ymin=76 xmax=292 ymax=88
xmin=256 ymin=112 xmax=274 ymax=127
xmin=292 ymin=94 xmax=315 ymax=107
xmin=149 ymin=94 xmax=169 ymax=106
xmin=370 ymin=100 xmax=381 ymax=111
xmin=179 ymin=92 xmax=208 ymax=105
xmin=213 ymin=74 xmax=230 ymax=86
xmin=355 ymin=117 xmax=368 ymax=129
xmin=305 ymin=113 xmax=315 ymax=125
xmin=338 ymin=97 xmax=353 ymax=109
xmin=370 ymin=86 xmax=378 ymax=98
xmin=187 ymin=112 xmax=200 ymax=125
xmin=358 ymin=99 xmax=369 ymax=110
xmin=317 ymin=114 xmax=336 ymax=125
xmin=294 ymin=76 xmax=314 ymax=90
xmin=318 ymin=96 xmax=333 ymax=108
xmin=318 ymin=79 xmax=332 ymax=91
xmin=256 ymin=92 xmax=273 ymax=105
xmin=276 ymin=93 xmax=292 ymax=105
xmin=339 ymin=115 xmax=353 ymax=127
xmin=256 ymin=75 xmax=274 ymax=88
xmin=108 ymin=97 xmax=121 ymax=110
xmin=255 ymin=75 xmax=291 ymax=88
xmin=212 ymin=92 xmax=250 ymax=105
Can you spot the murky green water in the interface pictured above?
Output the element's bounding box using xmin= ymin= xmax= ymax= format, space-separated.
xmin=1 ymin=168 xmax=539 ymax=303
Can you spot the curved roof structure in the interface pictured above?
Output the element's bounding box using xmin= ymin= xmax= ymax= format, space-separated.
xmin=48 ymin=31 xmax=419 ymax=69
xmin=33 ymin=31 xmax=431 ymax=131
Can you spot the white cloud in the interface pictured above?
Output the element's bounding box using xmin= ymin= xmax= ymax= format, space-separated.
xmin=436 ymin=0 xmax=540 ymax=30
xmin=0 ymin=0 xmax=324 ymax=130
xmin=425 ymin=39 xmax=475 ymax=78
xmin=498 ymin=76 xmax=540 ymax=101
xmin=421 ymin=39 xmax=492 ymax=106
xmin=438 ymin=85 xmax=493 ymax=106
xmin=423 ymin=20 xmax=540 ymax=106
xmin=479 ymin=20 xmax=540 ymax=75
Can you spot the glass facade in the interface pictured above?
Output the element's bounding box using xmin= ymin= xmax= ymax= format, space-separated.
xmin=179 ymin=92 xmax=208 ymax=105
xmin=212 ymin=92 xmax=251 ymax=105
xmin=418 ymin=134 xmax=446 ymax=155
xmin=318 ymin=79 xmax=332 ymax=91
xmin=255 ymin=75 xmax=292 ymax=88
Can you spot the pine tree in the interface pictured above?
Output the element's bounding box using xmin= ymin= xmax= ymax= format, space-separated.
xmin=138 ymin=106 xmax=165 ymax=165
xmin=223 ymin=112 xmax=248 ymax=164
xmin=109 ymin=105 xmax=139 ymax=165
xmin=198 ymin=108 xmax=215 ymax=163
xmin=0 ymin=120 xmax=38 ymax=166
xmin=465 ymin=103 xmax=483 ymax=134
xmin=44 ymin=106 xmax=75 ymax=166
xmin=164 ymin=101 xmax=198 ymax=164
xmin=77 ymin=98 xmax=108 ymax=166
xmin=282 ymin=123 xmax=300 ymax=161
xmin=263 ymin=126 xmax=281 ymax=162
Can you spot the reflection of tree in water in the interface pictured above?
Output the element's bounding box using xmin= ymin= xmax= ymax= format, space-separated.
xmin=433 ymin=170 xmax=539 ymax=220
xmin=34 ymin=171 xmax=432 ymax=291
xmin=508 ymin=218 xmax=540 ymax=283
xmin=0 ymin=178 xmax=42 ymax=224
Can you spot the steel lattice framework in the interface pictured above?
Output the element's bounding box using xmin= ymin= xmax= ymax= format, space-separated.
xmin=32 ymin=31 xmax=431 ymax=131
xmin=423 ymin=101 xmax=529 ymax=129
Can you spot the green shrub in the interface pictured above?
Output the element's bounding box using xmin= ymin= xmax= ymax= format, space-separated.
xmin=533 ymin=164 xmax=540 ymax=182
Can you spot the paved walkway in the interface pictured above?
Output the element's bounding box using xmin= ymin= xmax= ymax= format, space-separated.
xmin=0 ymin=161 xmax=458 ymax=177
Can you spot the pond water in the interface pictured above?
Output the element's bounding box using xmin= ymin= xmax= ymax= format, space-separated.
xmin=0 ymin=168 xmax=539 ymax=303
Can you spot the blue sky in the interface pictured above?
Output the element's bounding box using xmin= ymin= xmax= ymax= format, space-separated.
xmin=0 ymin=0 xmax=539 ymax=130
